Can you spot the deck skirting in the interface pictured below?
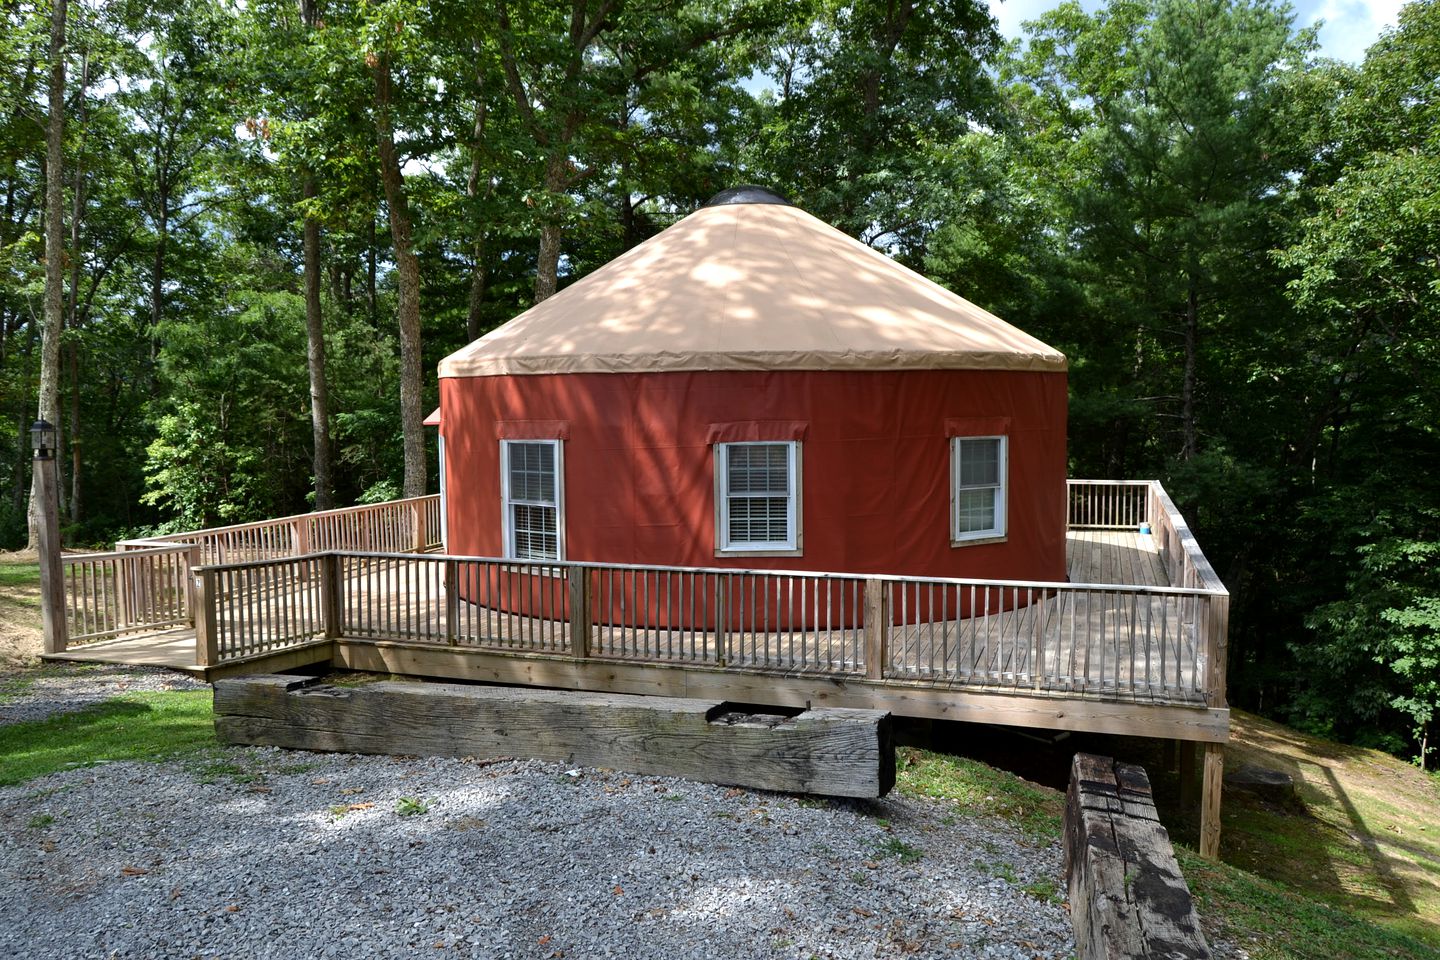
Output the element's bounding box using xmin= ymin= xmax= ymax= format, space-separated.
xmin=333 ymin=637 xmax=1230 ymax=743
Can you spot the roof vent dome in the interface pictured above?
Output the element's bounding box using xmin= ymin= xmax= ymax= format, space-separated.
xmin=704 ymin=185 xmax=791 ymax=207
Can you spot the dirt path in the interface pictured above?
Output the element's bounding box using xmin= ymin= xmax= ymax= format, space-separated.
xmin=0 ymin=552 xmax=41 ymax=669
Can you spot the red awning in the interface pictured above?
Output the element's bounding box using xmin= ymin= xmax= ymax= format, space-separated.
xmin=423 ymin=406 xmax=442 ymax=426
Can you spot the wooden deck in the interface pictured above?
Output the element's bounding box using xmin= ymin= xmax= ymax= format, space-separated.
xmin=46 ymin=529 xmax=1195 ymax=695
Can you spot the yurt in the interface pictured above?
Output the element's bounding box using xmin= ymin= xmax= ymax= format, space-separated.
xmin=433 ymin=187 xmax=1068 ymax=586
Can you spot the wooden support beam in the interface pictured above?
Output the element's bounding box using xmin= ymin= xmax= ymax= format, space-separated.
xmin=1200 ymin=742 xmax=1224 ymax=860
xmin=214 ymin=674 xmax=895 ymax=798
xmin=334 ymin=639 xmax=1230 ymax=742
xmin=1064 ymin=753 xmax=1210 ymax=960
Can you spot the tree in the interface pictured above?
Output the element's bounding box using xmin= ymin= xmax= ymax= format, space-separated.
xmin=28 ymin=0 xmax=66 ymax=550
xmin=1280 ymin=0 xmax=1440 ymax=763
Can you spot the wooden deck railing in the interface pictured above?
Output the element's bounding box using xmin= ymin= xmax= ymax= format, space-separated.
xmin=61 ymin=543 xmax=197 ymax=645
xmin=195 ymin=547 xmax=1227 ymax=705
xmin=117 ymin=494 xmax=442 ymax=565
xmin=1067 ymin=479 xmax=1229 ymax=709
xmin=53 ymin=495 xmax=441 ymax=653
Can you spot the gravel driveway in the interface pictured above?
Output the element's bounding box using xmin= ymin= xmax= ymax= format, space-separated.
xmin=0 ymin=669 xmax=1075 ymax=960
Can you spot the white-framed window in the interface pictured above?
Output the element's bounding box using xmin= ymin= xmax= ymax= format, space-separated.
xmin=951 ymin=435 xmax=1007 ymax=543
xmin=716 ymin=441 xmax=801 ymax=554
xmin=501 ymin=439 xmax=564 ymax=561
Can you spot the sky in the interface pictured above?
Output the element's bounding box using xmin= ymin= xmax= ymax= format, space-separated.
xmin=985 ymin=0 xmax=1407 ymax=63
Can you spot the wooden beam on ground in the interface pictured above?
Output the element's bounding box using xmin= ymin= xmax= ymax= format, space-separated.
xmin=333 ymin=638 xmax=1230 ymax=742
xmin=214 ymin=674 xmax=895 ymax=798
xmin=1064 ymin=753 xmax=1210 ymax=960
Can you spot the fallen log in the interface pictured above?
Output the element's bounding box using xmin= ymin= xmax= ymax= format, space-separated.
xmin=214 ymin=674 xmax=894 ymax=798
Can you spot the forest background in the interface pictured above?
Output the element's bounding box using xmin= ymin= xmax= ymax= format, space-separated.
xmin=1 ymin=0 xmax=1436 ymax=766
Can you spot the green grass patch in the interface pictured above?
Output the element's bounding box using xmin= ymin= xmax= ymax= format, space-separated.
xmin=0 ymin=559 xmax=40 ymax=589
xmin=0 ymin=691 xmax=217 ymax=786
xmin=873 ymin=836 xmax=924 ymax=863
xmin=1179 ymin=846 xmax=1438 ymax=960
xmin=895 ymin=746 xmax=1063 ymax=840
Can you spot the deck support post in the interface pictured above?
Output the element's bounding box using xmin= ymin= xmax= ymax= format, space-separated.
xmin=1200 ymin=742 xmax=1224 ymax=860
xmin=568 ymin=565 xmax=590 ymax=660
xmin=864 ymin=579 xmax=889 ymax=680
xmin=193 ymin=567 xmax=219 ymax=667
xmin=320 ymin=553 xmax=340 ymax=639
xmin=1199 ymin=593 xmax=1230 ymax=861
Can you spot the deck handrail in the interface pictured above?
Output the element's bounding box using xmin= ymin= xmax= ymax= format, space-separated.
xmin=1067 ymin=479 xmax=1229 ymax=711
xmin=53 ymin=495 xmax=441 ymax=654
xmin=195 ymin=534 xmax=1228 ymax=707
xmin=205 ymin=548 xmax=1227 ymax=599
xmin=116 ymin=494 xmax=442 ymax=566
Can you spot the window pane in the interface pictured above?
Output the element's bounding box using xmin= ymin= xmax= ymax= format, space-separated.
xmin=508 ymin=442 xmax=556 ymax=504
xmin=512 ymin=503 xmax=558 ymax=560
xmin=954 ymin=488 xmax=996 ymax=533
xmin=727 ymin=443 xmax=789 ymax=496
xmin=957 ymin=438 xmax=999 ymax=487
xmin=728 ymin=496 xmax=790 ymax=544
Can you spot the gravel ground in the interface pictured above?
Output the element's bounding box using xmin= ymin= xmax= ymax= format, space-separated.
xmin=0 ymin=670 xmax=1075 ymax=960
xmin=0 ymin=664 xmax=209 ymax=725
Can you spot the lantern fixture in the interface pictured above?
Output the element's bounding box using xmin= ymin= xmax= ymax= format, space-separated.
xmin=30 ymin=419 xmax=56 ymax=461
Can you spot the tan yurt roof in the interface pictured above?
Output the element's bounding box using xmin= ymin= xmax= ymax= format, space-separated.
xmin=439 ymin=187 xmax=1066 ymax=378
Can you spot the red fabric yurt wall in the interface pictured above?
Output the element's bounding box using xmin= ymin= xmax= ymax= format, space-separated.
xmin=440 ymin=367 xmax=1067 ymax=582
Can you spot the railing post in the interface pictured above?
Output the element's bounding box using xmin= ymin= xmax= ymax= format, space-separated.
xmin=864 ymin=578 xmax=889 ymax=681
xmin=413 ymin=501 xmax=427 ymax=553
xmin=193 ymin=567 xmax=219 ymax=667
xmin=444 ymin=558 xmax=460 ymax=645
xmin=320 ymin=553 xmax=341 ymax=639
xmin=568 ymin=565 xmax=591 ymax=660
xmin=293 ymin=519 xmax=310 ymax=557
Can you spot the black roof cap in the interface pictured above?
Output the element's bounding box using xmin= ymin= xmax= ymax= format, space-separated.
xmin=704 ymin=185 xmax=791 ymax=207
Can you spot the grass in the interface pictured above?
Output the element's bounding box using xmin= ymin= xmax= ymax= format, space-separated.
xmin=0 ymin=558 xmax=41 ymax=590
xmin=1194 ymin=710 xmax=1440 ymax=952
xmin=0 ymin=690 xmax=218 ymax=786
xmin=895 ymin=745 xmax=1063 ymax=841
xmin=895 ymin=713 xmax=1440 ymax=960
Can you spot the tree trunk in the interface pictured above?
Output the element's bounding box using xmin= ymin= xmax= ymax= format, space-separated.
xmin=1181 ymin=277 xmax=1199 ymax=462
xmin=465 ymin=82 xmax=488 ymax=342
xmin=303 ymin=175 xmax=334 ymax=509
xmin=65 ymin=45 xmax=89 ymax=525
xmin=299 ymin=0 xmax=333 ymax=509
xmin=372 ymin=50 xmax=426 ymax=499
xmin=28 ymin=0 xmax=66 ymax=551
xmin=533 ymin=157 xmax=569 ymax=304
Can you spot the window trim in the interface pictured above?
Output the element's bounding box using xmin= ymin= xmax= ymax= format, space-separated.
xmin=714 ymin=440 xmax=803 ymax=557
xmin=950 ymin=435 xmax=1008 ymax=546
xmin=500 ymin=438 xmax=565 ymax=562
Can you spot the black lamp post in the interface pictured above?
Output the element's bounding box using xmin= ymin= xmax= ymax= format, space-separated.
xmin=31 ymin=418 xmax=66 ymax=653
